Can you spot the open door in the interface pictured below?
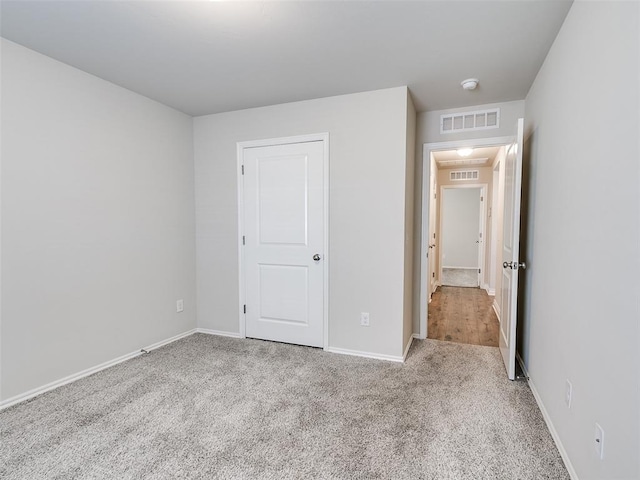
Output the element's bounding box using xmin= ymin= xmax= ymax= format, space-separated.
xmin=499 ymin=118 xmax=525 ymax=380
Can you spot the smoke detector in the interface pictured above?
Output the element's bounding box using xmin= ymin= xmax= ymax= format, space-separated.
xmin=461 ymin=78 xmax=479 ymax=90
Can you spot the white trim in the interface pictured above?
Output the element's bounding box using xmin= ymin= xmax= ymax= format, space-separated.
xmin=322 ymin=135 xmax=330 ymax=352
xmin=419 ymin=137 xmax=512 ymax=342
xmin=236 ymin=142 xmax=247 ymax=339
xmin=0 ymin=329 xmax=196 ymax=410
xmin=492 ymin=300 xmax=501 ymax=322
xmin=236 ymin=133 xmax=330 ymax=349
xmin=489 ymin=162 xmax=501 ymax=294
xmin=196 ymin=328 xmax=243 ymax=338
xmin=486 ymin=287 xmax=496 ymax=296
xmin=519 ymin=359 xmax=579 ymax=480
xmin=325 ymin=347 xmax=405 ymax=363
xmin=402 ymin=336 xmax=414 ymax=361
xmin=515 ymin=351 xmax=528 ymax=379
xmin=418 ymin=148 xmax=431 ymax=340
xmin=412 ymin=333 xmax=423 ymax=340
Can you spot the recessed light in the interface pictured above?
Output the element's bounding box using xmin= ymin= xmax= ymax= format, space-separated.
xmin=457 ymin=148 xmax=474 ymax=157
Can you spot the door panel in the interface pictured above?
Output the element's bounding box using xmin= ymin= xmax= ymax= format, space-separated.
xmin=243 ymin=140 xmax=324 ymax=347
xmin=259 ymin=265 xmax=309 ymax=324
xmin=258 ymin=155 xmax=308 ymax=245
xmin=499 ymin=118 xmax=524 ymax=379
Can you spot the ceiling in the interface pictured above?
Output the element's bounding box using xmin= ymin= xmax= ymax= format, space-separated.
xmin=433 ymin=146 xmax=502 ymax=169
xmin=0 ymin=1 xmax=573 ymax=117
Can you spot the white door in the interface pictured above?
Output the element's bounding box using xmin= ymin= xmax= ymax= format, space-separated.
xmin=243 ymin=140 xmax=325 ymax=347
xmin=499 ymin=118 xmax=525 ymax=379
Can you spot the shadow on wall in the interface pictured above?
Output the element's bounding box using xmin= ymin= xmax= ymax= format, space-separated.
xmin=516 ymin=127 xmax=538 ymax=369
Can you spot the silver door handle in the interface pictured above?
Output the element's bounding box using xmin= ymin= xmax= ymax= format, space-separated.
xmin=503 ymin=261 xmax=526 ymax=270
xmin=313 ymin=254 xmax=321 ymax=262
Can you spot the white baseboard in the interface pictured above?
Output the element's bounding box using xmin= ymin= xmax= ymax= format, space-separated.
xmin=412 ymin=333 xmax=425 ymax=340
xmin=402 ymin=336 xmax=414 ymax=361
xmin=196 ymin=328 xmax=243 ymax=338
xmin=324 ymin=346 xmax=405 ymax=363
xmin=492 ymin=300 xmax=501 ymax=322
xmin=487 ymin=288 xmax=496 ymax=296
xmin=0 ymin=328 xmax=197 ymax=410
xmin=442 ymin=266 xmax=478 ymax=270
xmin=519 ymin=358 xmax=579 ymax=480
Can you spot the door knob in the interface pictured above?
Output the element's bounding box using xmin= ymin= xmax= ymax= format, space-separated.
xmin=503 ymin=261 xmax=526 ymax=270
xmin=313 ymin=254 xmax=321 ymax=262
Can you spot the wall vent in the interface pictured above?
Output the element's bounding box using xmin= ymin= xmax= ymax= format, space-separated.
xmin=450 ymin=170 xmax=479 ymax=181
xmin=440 ymin=108 xmax=500 ymax=134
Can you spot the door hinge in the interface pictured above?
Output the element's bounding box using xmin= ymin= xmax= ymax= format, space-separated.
xmin=433 ymin=233 xmax=436 ymax=239
xmin=243 ymin=304 xmax=246 ymax=314
xmin=480 ymin=196 xmax=483 ymax=201
xmin=434 ymin=193 xmax=437 ymax=199
xmin=432 ymin=272 xmax=435 ymax=278
xmin=478 ymin=268 xmax=481 ymax=274
xmin=241 ymin=165 xmax=244 ymax=175
xmin=242 ymin=235 xmax=245 ymax=245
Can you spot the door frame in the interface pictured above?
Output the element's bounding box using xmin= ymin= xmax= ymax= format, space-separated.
xmin=488 ymin=162 xmax=501 ymax=296
xmin=419 ymin=136 xmax=511 ymax=340
xmin=438 ymin=183 xmax=487 ymax=288
xmin=236 ymin=133 xmax=330 ymax=349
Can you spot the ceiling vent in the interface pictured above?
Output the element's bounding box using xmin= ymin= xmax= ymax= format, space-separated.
xmin=440 ymin=108 xmax=500 ymax=134
xmin=450 ymin=170 xmax=479 ymax=181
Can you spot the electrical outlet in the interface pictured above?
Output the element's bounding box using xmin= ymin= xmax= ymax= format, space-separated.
xmin=360 ymin=312 xmax=370 ymax=326
xmin=594 ymin=423 xmax=604 ymax=459
xmin=176 ymin=299 xmax=184 ymax=313
xmin=565 ymin=380 xmax=572 ymax=408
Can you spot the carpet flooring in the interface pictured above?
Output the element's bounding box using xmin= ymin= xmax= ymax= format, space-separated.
xmin=0 ymin=334 xmax=569 ymax=480
xmin=441 ymin=268 xmax=479 ymax=288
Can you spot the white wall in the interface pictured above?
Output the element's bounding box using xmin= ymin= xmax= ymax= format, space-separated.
xmin=522 ymin=2 xmax=639 ymax=478
xmin=194 ymin=86 xmax=413 ymax=358
xmin=0 ymin=39 xmax=196 ymax=402
xmin=441 ymin=188 xmax=481 ymax=269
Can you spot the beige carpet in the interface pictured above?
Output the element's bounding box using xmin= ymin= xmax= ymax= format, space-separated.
xmin=0 ymin=334 xmax=569 ymax=479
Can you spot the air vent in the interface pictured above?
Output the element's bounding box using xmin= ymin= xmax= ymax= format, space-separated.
xmin=450 ymin=170 xmax=479 ymax=181
xmin=440 ymin=108 xmax=500 ymax=134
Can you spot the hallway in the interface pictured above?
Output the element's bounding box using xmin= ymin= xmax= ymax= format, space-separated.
xmin=428 ymin=286 xmax=499 ymax=347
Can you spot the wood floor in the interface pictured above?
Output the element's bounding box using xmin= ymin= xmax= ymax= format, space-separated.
xmin=428 ymin=286 xmax=499 ymax=347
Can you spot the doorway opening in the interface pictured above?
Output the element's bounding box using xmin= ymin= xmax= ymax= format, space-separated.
xmin=419 ymin=119 xmax=525 ymax=379
xmin=419 ymin=139 xmax=510 ymax=348
xmin=439 ymin=185 xmax=486 ymax=288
